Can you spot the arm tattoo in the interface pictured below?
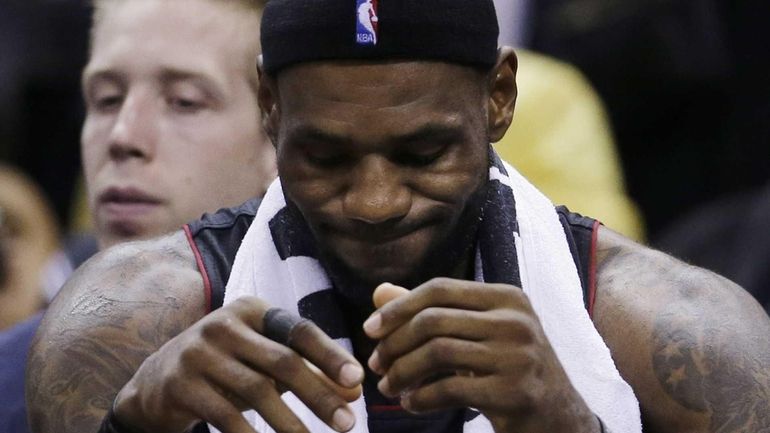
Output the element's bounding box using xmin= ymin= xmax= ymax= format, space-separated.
xmin=652 ymin=294 xmax=770 ymax=432
xmin=26 ymin=236 xmax=203 ymax=433
xmin=28 ymin=295 xmax=189 ymax=432
xmin=596 ymin=232 xmax=770 ymax=433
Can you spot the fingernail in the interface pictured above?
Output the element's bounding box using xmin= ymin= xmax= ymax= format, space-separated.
xmin=368 ymin=350 xmax=381 ymax=374
xmin=378 ymin=376 xmax=391 ymax=396
xmin=363 ymin=313 xmax=381 ymax=335
xmin=339 ymin=363 xmax=364 ymax=387
xmin=332 ymin=407 xmax=355 ymax=432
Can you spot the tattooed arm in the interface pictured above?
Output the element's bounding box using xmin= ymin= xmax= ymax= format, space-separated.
xmin=594 ymin=226 xmax=770 ymax=433
xmin=25 ymin=231 xmax=207 ymax=433
xmin=27 ymin=231 xmax=364 ymax=433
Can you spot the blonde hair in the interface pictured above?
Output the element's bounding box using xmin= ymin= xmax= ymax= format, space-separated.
xmin=88 ymin=0 xmax=267 ymax=93
xmin=89 ymin=0 xmax=267 ymax=52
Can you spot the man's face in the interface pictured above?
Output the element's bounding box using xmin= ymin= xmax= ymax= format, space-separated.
xmin=272 ymin=61 xmax=491 ymax=294
xmin=82 ymin=0 xmax=276 ymax=248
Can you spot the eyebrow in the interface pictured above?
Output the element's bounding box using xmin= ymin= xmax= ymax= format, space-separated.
xmin=82 ymin=68 xmax=123 ymax=90
xmin=396 ymin=124 xmax=466 ymax=147
xmin=288 ymin=125 xmax=352 ymax=147
xmin=287 ymin=122 xmax=466 ymax=148
xmin=81 ymin=67 xmax=226 ymax=100
xmin=157 ymin=68 xmax=224 ymax=97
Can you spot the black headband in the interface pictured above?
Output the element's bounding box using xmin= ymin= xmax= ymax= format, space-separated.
xmin=261 ymin=0 xmax=500 ymax=75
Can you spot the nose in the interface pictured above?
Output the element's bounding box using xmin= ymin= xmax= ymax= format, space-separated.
xmin=343 ymin=155 xmax=411 ymax=225
xmin=107 ymin=91 xmax=157 ymax=162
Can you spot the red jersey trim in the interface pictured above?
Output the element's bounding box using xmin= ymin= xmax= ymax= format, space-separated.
xmin=184 ymin=224 xmax=213 ymax=313
xmin=588 ymin=220 xmax=601 ymax=319
xmin=368 ymin=405 xmax=404 ymax=413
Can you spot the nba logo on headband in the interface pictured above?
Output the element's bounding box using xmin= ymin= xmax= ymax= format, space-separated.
xmin=356 ymin=0 xmax=379 ymax=45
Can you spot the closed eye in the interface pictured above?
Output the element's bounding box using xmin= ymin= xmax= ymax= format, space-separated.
xmin=168 ymin=97 xmax=205 ymax=113
xmin=94 ymin=95 xmax=124 ymax=112
xmin=305 ymin=150 xmax=350 ymax=168
xmin=392 ymin=144 xmax=449 ymax=167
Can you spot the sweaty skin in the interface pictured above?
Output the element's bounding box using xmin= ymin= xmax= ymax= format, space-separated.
xmin=27 ymin=48 xmax=770 ymax=433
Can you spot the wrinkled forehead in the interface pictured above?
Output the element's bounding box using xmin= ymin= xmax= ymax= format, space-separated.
xmin=275 ymin=60 xmax=488 ymax=130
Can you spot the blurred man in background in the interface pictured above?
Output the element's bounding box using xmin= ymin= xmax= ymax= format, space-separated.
xmin=1 ymin=0 xmax=275 ymax=432
xmin=83 ymin=0 xmax=275 ymax=249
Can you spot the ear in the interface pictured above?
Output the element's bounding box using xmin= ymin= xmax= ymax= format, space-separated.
xmin=486 ymin=47 xmax=518 ymax=143
xmin=257 ymin=55 xmax=280 ymax=146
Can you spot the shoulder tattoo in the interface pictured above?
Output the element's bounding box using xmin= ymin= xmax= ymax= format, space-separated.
xmin=26 ymin=235 xmax=203 ymax=433
xmin=596 ymin=230 xmax=770 ymax=432
xmin=652 ymin=292 xmax=770 ymax=432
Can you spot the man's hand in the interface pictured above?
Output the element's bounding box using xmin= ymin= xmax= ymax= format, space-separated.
xmin=363 ymin=278 xmax=599 ymax=433
xmin=114 ymin=296 xmax=364 ymax=433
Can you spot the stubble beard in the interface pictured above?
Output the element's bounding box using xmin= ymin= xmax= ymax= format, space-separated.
xmin=315 ymin=179 xmax=489 ymax=307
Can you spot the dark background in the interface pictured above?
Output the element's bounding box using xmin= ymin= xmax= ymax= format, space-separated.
xmin=1 ymin=0 xmax=90 ymax=229
xmin=528 ymin=0 xmax=770 ymax=235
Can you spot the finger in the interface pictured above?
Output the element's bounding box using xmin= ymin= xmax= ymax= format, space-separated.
xmin=222 ymin=328 xmax=357 ymax=432
xmin=252 ymin=387 xmax=316 ymax=433
xmin=369 ymin=307 xmax=492 ymax=374
xmin=280 ymin=315 xmax=365 ymax=388
xmin=228 ymin=298 xmax=364 ymax=389
xmin=269 ymin=343 xmax=358 ymax=432
xmin=274 ymin=361 xmax=362 ymax=403
xmin=364 ymin=278 xmax=530 ymax=339
xmin=398 ymin=374 xmax=480 ymax=414
xmin=371 ymin=308 xmax=540 ymax=374
xmin=261 ymin=310 xmax=362 ymax=399
xmin=400 ymin=374 xmax=532 ymax=415
xmin=199 ymin=316 xmax=359 ymax=432
xmin=372 ymin=283 xmax=410 ymax=309
xmin=262 ymin=307 xmax=305 ymax=346
xmin=376 ymin=337 xmax=494 ymax=398
xmin=202 ymin=356 xmax=310 ymax=433
xmin=303 ymin=359 xmax=363 ymax=402
xmin=182 ymin=381 xmax=258 ymax=433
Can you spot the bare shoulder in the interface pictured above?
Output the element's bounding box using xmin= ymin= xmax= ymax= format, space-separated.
xmin=27 ymin=230 xmax=207 ymax=433
xmin=593 ymin=226 xmax=770 ymax=433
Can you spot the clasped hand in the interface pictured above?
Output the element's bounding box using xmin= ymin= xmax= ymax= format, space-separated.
xmin=112 ymin=278 xmax=597 ymax=433
xmin=364 ymin=278 xmax=599 ymax=433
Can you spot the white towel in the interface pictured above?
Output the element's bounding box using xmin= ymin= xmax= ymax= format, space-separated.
xmin=213 ymin=152 xmax=641 ymax=433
